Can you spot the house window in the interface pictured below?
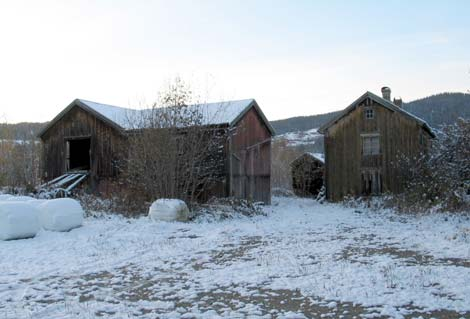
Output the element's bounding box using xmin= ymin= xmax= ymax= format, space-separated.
xmin=365 ymin=108 xmax=374 ymax=119
xmin=362 ymin=135 xmax=380 ymax=155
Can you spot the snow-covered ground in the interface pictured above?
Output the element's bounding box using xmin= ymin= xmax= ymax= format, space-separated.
xmin=1 ymin=197 xmax=469 ymax=318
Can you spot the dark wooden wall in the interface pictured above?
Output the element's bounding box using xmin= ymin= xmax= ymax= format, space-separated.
xmin=40 ymin=106 xmax=125 ymax=184
xmin=324 ymin=98 xmax=432 ymax=201
xmin=229 ymin=107 xmax=272 ymax=204
xmin=41 ymin=104 xmax=272 ymax=204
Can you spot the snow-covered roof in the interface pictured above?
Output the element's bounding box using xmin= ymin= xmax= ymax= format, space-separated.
xmin=79 ymin=99 xmax=258 ymax=130
xmin=38 ymin=98 xmax=275 ymax=137
xmin=307 ymin=152 xmax=325 ymax=163
xmin=318 ymin=91 xmax=436 ymax=138
xmin=77 ymin=100 xmax=141 ymax=129
xmin=292 ymin=152 xmax=325 ymax=165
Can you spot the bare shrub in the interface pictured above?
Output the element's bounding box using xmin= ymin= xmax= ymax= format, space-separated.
xmin=392 ymin=118 xmax=470 ymax=212
xmin=0 ymin=122 xmax=41 ymax=191
xmin=76 ymin=190 xmax=150 ymax=217
xmin=192 ymin=197 xmax=266 ymax=222
xmin=120 ymin=78 xmax=227 ymax=206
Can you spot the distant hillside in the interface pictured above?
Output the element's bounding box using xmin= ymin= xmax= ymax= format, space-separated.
xmin=403 ymin=92 xmax=470 ymax=128
xmin=270 ymin=111 xmax=341 ymax=135
xmin=272 ymin=92 xmax=470 ymax=135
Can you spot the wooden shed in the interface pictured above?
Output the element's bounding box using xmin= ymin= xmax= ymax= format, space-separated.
xmin=318 ymin=87 xmax=435 ymax=201
xmin=37 ymin=98 xmax=274 ymax=204
xmin=291 ymin=153 xmax=324 ymax=197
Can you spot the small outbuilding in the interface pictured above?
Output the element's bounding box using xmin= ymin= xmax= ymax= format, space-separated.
xmin=291 ymin=153 xmax=324 ymax=197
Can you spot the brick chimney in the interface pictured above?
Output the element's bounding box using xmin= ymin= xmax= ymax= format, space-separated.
xmin=381 ymin=86 xmax=391 ymax=101
xmin=393 ymin=97 xmax=403 ymax=108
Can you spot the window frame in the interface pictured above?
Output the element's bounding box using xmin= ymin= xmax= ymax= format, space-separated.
xmin=419 ymin=133 xmax=425 ymax=146
xmin=361 ymin=133 xmax=380 ymax=156
xmin=364 ymin=108 xmax=374 ymax=120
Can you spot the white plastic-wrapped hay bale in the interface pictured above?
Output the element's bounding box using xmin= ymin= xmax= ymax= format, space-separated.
xmin=39 ymin=198 xmax=84 ymax=232
xmin=26 ymin=199 xmax=48 ymax=209
xmin=148 ymin=199 xmax=189 ymax=222
xmin=5 ymin=195 xmax=36 ymax=202
xmin=0 ymin=202 xmax=40 ymax=240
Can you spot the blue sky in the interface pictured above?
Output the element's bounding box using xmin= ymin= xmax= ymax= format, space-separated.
xmin=0 ymin=0 xmax=469 ymax=123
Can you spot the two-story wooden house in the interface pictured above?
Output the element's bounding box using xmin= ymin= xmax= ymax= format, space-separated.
xmin=318 ymin=87 xmax=435 ymax=201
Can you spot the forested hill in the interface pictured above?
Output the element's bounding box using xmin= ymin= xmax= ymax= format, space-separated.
xmin=403 ymin=92 xmax=470 ymax=128
xmin=272 ymin=92 xmax=470 ymax=135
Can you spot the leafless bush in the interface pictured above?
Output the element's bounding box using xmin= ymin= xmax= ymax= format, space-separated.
xmin=120 ymin=78 xmax=227 ymax=205
xmin=192 ymin=197 xmax=266 ymax=222
xmin=392 ymin=118 xmax=470 ymax=212
xmin=76 ymin=190 xmax=150 ymax=217
xmin=0 ymin=123 xmax=41 ymax=190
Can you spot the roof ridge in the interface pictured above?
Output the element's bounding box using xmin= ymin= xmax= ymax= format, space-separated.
xmin=78 ymin=98 xmax=256 ymax=110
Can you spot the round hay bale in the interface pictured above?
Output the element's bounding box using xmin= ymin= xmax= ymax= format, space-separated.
xmin=0 ymin=202 xmax=40 ymax=240
xmin=148 ymin=199 xmax=189 ymax=222
xmin=39 ymin=198 xmax=84 ymax=232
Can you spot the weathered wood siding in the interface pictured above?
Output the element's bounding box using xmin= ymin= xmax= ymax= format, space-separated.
xmin=324 ymin=98 xmax=431 ymax=201
xmin=230 ymin=107 xmax=272 ymax=204
xmin=40 ymin=103 xmax=272 ymax=204
xmin=40 ymin=105 xmax=125 ymax=183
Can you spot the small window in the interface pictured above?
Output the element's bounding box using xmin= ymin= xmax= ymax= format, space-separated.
xmin=365 ymin=108 xmax=374 ymax=119
xmin=362 ymin=135 xmax=380 ymax=155
xmin=419 ymin=133 xmax=425 ymax=146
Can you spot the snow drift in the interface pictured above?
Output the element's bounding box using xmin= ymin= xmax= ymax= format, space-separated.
xmin=148 ymin=199 xmax=189 ymax=222
xmin=0 ymin=194 xmax=14 ymax=201
xmin=0 ymin=202 xmax=40 ymax=240
xmin=39 ymin=198 xmax=84 ymax=232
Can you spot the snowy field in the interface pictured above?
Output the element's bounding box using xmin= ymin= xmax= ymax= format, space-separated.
xmin=276 ymin=128 xmax=322 ymax=147
xmin=1 ymin=197 xmax=470 ymax=319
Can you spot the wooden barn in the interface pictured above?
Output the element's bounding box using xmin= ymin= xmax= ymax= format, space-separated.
xmin=37 ymin=98 xmax=274 ymax=204
xmin=318 ymin=87 xmax=435 ymax=201
xmin=291 ymin=153 xmax=324 ymax=197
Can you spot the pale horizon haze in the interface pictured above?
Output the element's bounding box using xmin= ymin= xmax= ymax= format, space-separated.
xmin=0 ymin=0 xmax=469 ymax=123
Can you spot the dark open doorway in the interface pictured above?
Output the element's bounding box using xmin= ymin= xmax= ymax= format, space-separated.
xmin=66 ymin=138 xmax=91 ymax=171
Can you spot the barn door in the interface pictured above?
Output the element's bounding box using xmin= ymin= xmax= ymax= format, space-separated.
xmin=361 ymin=169 xmax=382 ymax=196
xmin=246 ymin=148 xmax=255 ymax=201
xmin=65 ymin=140 xmax=70 ymax=172
xmin=231 ymin=154 xmax=243 ymax=198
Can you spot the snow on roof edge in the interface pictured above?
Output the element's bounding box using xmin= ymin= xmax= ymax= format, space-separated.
xmin=292 ymin=152 xmax=325 ymax=164
xmin=308 ymin=152 xmax=325 ymax=163
xmin=78 ymin=98 xmax=256 ymax=130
